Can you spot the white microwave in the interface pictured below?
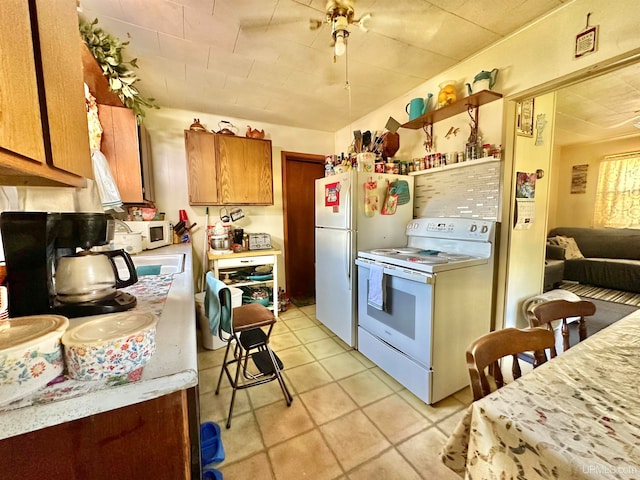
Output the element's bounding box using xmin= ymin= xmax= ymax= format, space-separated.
xmin=124 ymin=221 xmax=172 ymax=250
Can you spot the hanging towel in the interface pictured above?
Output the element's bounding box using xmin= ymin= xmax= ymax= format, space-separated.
xmin=367 ymin=264 xmax=386 ymax=311
xmin=91 ymin=149 xmax=123 ymax=211
xmin=205 ymin=272 xmax=228 ymax=337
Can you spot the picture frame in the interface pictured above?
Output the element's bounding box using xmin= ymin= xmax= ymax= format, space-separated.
xmin=516 ymin=98 xmax=535 ymax=137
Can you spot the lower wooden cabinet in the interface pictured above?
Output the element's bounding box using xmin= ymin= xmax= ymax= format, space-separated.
xmin=185 ymin=130 xmax=273 ymax=206
xmin=0 ymin=389 xmax=198 ymax=480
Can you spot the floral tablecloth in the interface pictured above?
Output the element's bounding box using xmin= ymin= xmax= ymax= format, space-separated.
xmin=0 ymin=274 xmax=174 ymax=412
xmin=440 ymin=309 xmax=640 ymax=479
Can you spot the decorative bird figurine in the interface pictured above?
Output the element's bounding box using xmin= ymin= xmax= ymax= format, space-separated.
xmin=246 ymin=125 xmax=265 ymax=139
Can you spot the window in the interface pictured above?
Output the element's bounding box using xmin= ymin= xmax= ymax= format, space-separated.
xmin=593 ymin=152 xmax=640 ymax=228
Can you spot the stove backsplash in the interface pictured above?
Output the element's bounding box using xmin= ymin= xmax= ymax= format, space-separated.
xmin=413 ymin=160 xmax=501 ymax=220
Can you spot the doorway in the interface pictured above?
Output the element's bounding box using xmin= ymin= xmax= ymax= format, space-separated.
xmin=281 ymin=151 xmax=326 ymax=306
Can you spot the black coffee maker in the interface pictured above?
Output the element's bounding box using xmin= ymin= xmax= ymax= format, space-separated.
xmin=0 ymin=212 xmax=138 ymax=318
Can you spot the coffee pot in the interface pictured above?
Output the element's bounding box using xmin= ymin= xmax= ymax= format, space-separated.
xmin=55 ymin=250 xmax=138 ymax=304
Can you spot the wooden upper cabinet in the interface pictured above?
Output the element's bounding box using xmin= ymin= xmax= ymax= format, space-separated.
xmin=0 ymin=0 xmax=92 ymax=187
xmin=98 ymin=104 xmax=154 ymax=204
xmin=184 ymin=131 xmax=273 ymax=206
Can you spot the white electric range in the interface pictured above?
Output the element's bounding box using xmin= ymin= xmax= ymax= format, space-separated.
xmin=355 ymin=217 xmax=498 ymax=404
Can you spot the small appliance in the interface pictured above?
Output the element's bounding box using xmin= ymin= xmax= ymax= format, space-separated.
xmin=124 ymin=220 xmax=172 ymax=250
xmin=0 ymin=212 xmax=138 ymax=318
xmin=248 ymin=233 xmax=272 ymax=250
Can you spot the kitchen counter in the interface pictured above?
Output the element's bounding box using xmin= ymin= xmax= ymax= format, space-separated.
xmin=0 ymin=243 xmax=197 ymax=440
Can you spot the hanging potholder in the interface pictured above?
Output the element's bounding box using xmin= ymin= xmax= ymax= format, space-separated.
xmin=381 ymin=183 xmax=398 ymax=215
xmin=364 ymin=178 xmax=378 ymax=217
xmin=393 ymin=180 xmax=411 ymax=205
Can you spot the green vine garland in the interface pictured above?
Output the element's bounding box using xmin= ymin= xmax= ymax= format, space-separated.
xmin=79 ymin=18 xmax=158 ymax=122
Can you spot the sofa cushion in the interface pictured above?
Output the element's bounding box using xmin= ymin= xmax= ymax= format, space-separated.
xmin=548 ymin=227 xmax=640 ymax=260
xmin=564 ymin=258 xmax=640 ymax=293
xmin=548 ymin=236 xmax=584 ymax=259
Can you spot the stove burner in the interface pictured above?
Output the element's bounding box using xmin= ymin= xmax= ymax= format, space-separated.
xmin=393 ymin=247 xmax=420 ymax=254
xmin=370 ymin=248 xmax=396 ymax=254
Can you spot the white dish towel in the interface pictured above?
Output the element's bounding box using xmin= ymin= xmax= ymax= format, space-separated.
xmin=367 ymin=264 xmax=386 ymax=311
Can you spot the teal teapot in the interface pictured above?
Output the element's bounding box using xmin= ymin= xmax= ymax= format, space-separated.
xmin=465 ymin=68 xmax=499 ymax=95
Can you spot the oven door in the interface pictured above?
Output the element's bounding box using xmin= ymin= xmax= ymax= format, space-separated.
xmin=355 ymin=258 xmax=434 ymax=366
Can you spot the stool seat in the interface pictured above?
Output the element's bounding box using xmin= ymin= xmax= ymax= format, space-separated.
xmin=232 ymin=303 xmax=276 ymax=332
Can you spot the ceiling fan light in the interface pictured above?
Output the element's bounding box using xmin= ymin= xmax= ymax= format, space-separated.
xmin=334 ymin=31 xmax=347 ymax=56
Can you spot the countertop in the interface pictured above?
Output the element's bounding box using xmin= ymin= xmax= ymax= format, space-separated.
xmin=0 ymin=244 xmax=197 ymax=440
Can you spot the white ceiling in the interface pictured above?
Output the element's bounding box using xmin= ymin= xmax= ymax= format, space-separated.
xmin=78 ymin=0 xmax=640 ymax=145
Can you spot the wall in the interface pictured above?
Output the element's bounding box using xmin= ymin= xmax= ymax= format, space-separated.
xmin=142 ymin=107 xmax=334 ymax=290
xmin=548 ymin=136 xmax=640 ymax=229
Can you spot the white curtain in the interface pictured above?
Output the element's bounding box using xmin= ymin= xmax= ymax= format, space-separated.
xmin=593 ymin=152 xmax=640 ymax=228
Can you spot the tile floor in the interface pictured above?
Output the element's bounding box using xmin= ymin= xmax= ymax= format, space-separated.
xmin=197 ymin=303 xmax=467 ymax=480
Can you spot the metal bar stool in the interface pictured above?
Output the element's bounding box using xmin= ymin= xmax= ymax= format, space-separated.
xmin=206 ymin=273 xmax=292 ymax=428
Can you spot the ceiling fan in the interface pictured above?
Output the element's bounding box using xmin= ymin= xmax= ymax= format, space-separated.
xmin=308 ymin=0 xmax=372 ymax=57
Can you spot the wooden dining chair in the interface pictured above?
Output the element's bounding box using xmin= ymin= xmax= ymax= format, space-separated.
xmin=530 ymin=299 xmax=596 ymax=357
xmin=466 ymin=327 xmax=555 ymax=401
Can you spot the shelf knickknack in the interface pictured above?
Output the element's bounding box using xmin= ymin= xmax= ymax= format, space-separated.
xmin=79 ymin=18 xmax=158 ymax=123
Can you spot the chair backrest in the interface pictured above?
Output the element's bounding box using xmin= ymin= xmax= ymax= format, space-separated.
xmin=530 ymin=299 xmax=596 ymax=356
xmin=466 ymin=327 xmax=555 ymax=401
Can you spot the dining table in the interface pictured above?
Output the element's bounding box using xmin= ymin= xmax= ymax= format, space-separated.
xmin=440 ymin=309 xmax=640 ymax=479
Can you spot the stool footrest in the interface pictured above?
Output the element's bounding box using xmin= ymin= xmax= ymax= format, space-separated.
xmin=252 ymin=350 xmax=283 ymax=375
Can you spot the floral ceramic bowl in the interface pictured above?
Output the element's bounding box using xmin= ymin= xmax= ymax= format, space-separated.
xmin=62 ymin=312 xmax=158 ymax=381
xmin=0 ymin=315 xmax=69 ymax=407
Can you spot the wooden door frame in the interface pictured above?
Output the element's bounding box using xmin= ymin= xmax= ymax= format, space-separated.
xmin=281 ymin=151 xmax=326 ymax=295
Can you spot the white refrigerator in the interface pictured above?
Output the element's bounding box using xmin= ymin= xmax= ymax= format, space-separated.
xmin=314 ymin=170 xmax=415 ymax=347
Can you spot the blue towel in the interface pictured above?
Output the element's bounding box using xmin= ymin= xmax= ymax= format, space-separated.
xmin=205 ymin=272 xmax=228 ymax=336
xmin=367 ymin=264 xmax=386 ymax=311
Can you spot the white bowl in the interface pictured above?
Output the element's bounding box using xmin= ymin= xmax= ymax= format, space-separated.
xmin=0 ymin=315 xmax=69 ymax=407
xmin=62 ymin=312 xmax=158 ymax=381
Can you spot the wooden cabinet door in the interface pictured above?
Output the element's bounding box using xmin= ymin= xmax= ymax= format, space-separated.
xmin=217 ymin=135 xmax=273 ymax=205
xmin=0 ymin=0 xmax=92 ymax=186
xmin=184 ymin=130 xmax=219 ymax=205
xmin=0 ymin=1 xmax=46 ymax=163
xmin=98 ymin=104 xmax=145 ymax=203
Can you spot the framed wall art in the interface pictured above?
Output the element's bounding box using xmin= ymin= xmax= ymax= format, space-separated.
xmin=516 ymin=98 xmax=535 ymax=137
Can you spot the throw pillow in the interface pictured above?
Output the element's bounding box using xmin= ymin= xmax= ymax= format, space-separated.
xmin=552 ymin=235 xmax=584 ymax=259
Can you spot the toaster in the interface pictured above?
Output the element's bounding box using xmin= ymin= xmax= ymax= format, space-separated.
xmin=248 ymin=233 xmax=272 ymax=250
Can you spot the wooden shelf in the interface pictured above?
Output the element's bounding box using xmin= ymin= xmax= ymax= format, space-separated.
xmin=408 ymin=156 xmax=500 ymax=176
xmin=401 ymin=90 xmax=503 ymax=129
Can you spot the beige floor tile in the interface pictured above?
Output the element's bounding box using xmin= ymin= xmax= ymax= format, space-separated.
xmin=363 ymin=394 xmax=432 ymax=444
xmin=396 ymin=427 xmax=461 ymax=480
xmin=269 ymin=321 xmax=291 ymax=337
xmin=452 ymin=386 xmax=474 ymax=405
xmin=278 ymin=308 xmax=305 ymax=320
xmin=217 ymin=411 xmax=266 ymax=465
xmin=300 ymin=305 xmax=316 ymax=317
xmin=219 ymin=452 xmax=275 ymax=480
xmin=319 ymin=351 xmax=367 ymax=380
xmin=277 ymin=344 xmax=316 ymax=369
xmin=200 ymin=385 xmax=251 ymax=425
xmin=348 ymin=349 xmax=376 ymax=368
xmin=399 ymin=390 xmax=466 ymax=423
xmin=299 ymin=383 xmax=358 ymax=425
xmin=339 ymin=370 xmax=393 ymax=406
xmin=269 ymin=331 xmax=301 ymax=351
xmin=198 ymin=366 xmax=223 ymax=395
xmin=320 ymin=410 xmax=390 ymax=471
xmin=316 ymin=324 xmax=336 ymax=337
xmin=255 ymin=397 xmax=314 ymax=446
xmin=247 ymin=378 xmax=294 ymax=410
xmin=283 ymin=316 xmax=316 ymax=331
xmin=305 ymin=337 xmax=346 ymax=359
xmin=268 ymin=429 xmax=343 ymax=480
xmin=370 ymin=366 xmax=405 ymax=392
xmin=197 ymin=347 xmax=228 ymax=370
xmin=284 ymin=362 xmax=333 ymax=393
xmin=435 ymin=407 xmax=468 ymax=438
xmin=332 ymin=336 xmax=351 ymax=350
xmin=346 ymin=448 xmax=422 ymax=480
xmin=293 ymin=325 xmax=330 ymax=343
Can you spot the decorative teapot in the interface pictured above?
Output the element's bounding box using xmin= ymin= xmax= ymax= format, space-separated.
xmin=466 ymin=68 xmax=499 ymax=95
